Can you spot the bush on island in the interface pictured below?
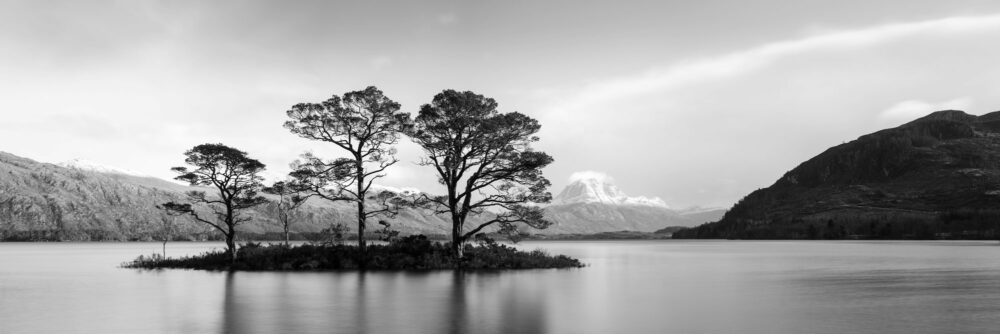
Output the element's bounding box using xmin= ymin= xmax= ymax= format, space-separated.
xmin=123 ymin=235 xmax=583 ymax=270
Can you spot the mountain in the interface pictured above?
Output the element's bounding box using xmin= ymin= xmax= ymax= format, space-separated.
xmin=674 ymin=110 xmax=1000 ymax=240
xmin=1 ymin=152 xmax=194 ymax=240
xmin=673 ymin=207 xmax=729 ymax=226
xmin=59 ymin=158 xmax=151 ymax=177
xmin=541 ymin=173 xmax=723 ymax=233
xmin=551 ymin=172 xmax=669 ymax=207
xmin=0 ymin=152 xmax=456 ymax=241
xmin=0 ymin=151 xmax=724 ymax=240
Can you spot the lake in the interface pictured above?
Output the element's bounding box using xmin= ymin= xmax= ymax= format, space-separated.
xmin=1 ymin=240 xmax=999 ymax=334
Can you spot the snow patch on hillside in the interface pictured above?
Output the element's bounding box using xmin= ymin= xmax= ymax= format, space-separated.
xmin=369 ymin=184 xmax=422 ymax=196
xmin=59 ymin=159 xmax=151 ymax=177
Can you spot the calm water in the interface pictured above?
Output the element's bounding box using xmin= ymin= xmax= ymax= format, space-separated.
xmin=1 ymin=240 xmax=999 ymax=334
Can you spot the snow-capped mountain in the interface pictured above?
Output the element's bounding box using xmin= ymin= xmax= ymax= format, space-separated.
xmin=369 ymin=184 xmax=422 ymax=196
xmin=58 ymin=158 xmax=150 ymax=177
xmin=551 ymin=171 xmax=668 ymax=207
xmin=4 ymin=153 xmax=722 ymax=240
xmin=541 ymin=171 xmax=725 ymax=233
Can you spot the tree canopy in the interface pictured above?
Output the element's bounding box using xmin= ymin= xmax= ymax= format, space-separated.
xmin=284 ymin=86 xmax=412 ymax=253
xmin=409 ymin=90 xmax=553 ymax=257
xmin=261 ymin=180 xmax=306 ymax=246
xmin=159 ymin=143 xmax=267 ymax=262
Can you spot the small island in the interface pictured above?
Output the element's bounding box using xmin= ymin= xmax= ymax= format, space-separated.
xmin=123 ymin=235 xmax=583 ymax=270
xmin=125 ymin=88 xmax=583 ymax=271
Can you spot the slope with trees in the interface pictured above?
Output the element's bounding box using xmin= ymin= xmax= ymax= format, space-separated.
xmin=0 ymin=151 xmax=193 ymax=241
xmin=674 ymin=110 xmax=1000 ymax=240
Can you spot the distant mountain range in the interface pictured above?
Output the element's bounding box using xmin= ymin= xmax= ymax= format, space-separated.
xmin=0 ymin=152 xmax=461 ymax=241
xmin=550 ymin=172 xmax=669 ymax=207
xmin=674 ymin=110 xmax=1000 ymax=240
xmin=543 ymin=174 xmax=725 ymax=233
xmin=1 ymin=151 xmax=192 ymax=241
xmin=0 ymin=152 xmax=716 ymax=240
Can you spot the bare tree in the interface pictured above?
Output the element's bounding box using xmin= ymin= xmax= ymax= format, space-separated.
xmin=159 ymin=143 xmax=267 ymax=263
xmin=156 ymin=215 xmax=177 ymax=258
xmin=284 ymin=86 xmax=411 ymax=254
xmin=409 ymin=90 xmax=554 ymax=258
xmin=262 ymin=180 xmax=305 ymax=246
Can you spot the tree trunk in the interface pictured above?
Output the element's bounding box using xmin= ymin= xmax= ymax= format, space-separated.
xmin=283 ymin=223 xmax=290 ymax=247
xmin=356 ymin=162 xmax=367 ymax=254
xmin=225 ymin=230 xmax=237 ymax=263
xmin=453 ymin=241 xmax=464 ymax=259
xmin=162 ymin=240 xmax=167 ymax=258
xmin=451 ymin=215 xmax=464 ymax=259
xmin=225 ymin=207 xmax=237 ymax=263
xmin=357 ymin=200 xmax=366 ymax=252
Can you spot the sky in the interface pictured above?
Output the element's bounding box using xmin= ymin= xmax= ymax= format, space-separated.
xmin=3 ymin=0 xmax=1000 ymax=208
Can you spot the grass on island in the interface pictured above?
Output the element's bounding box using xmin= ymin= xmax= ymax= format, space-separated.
xmin=122 ymin=235 xmax=584 ymax=271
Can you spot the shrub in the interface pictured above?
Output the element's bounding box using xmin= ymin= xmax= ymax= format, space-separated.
xmin=122 ymin=235 xmax=583 ymax=271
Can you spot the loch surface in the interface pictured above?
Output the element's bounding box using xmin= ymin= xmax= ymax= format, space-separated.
xmin=1 ymin=240 xmax=999 ymax=334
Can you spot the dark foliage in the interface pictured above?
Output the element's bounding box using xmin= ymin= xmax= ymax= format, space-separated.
xmin=159 ymin=144 xmax=267 ymax=262
xmin=675 ymin=110 xmax=1000 ymax=240
xmin=284 ymin=86 xmax=413 ymax=253
xmin=408 ymin=90 xmax=554 ymax=257
xmin=122 ymin=235 xmax=583 ymax=270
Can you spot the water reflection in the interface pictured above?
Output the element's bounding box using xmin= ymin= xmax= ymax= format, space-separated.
xmin=221 ymin=272 xmax=241 ymax=334
xmin=446 ymin=271 xmax=470 ymax=334
xmin=216 ymin=270 xmax=547 ymax=334
xmin=3 ymin=241 xmax=1000 ymax=334
xmin=356 ymin=272 xmax=370 ymax=334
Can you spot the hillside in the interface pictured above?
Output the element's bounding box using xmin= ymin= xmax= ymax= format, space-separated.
xmin=1 ymin=152 xmax=193 ymax=240
xmin=0 ymin=151 xmax=724 ymax=240
xmin=0 ymin=152 xmax=455 ymax=241
xmin=674 ymin=110 xmax=1000 ymax=240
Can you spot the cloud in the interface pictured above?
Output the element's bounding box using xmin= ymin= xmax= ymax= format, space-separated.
xmin=370 ymin=55 xmax=393 ymax=70
xmin=437 ymin=13 xmax=457 ymax=25
xmin=568 ymin=170 xmax=614 ymax=183
xmin=534 ymin=13 xmax=1000 ymax=208
xmin=880 ymin=98 xmax=975 ymax=121
xmin=544 ymin=13 xmax=1000 ymax=115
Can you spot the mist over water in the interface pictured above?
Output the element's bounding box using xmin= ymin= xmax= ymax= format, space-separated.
xmin=2 ymin=241 xmax=998 ymax=334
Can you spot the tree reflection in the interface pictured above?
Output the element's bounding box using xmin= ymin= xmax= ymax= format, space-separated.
xmin=356 ymin=272 xmax=370 ymax=334
xmin=221 ymin=271 xmax=249 ymax=334
xmin=443 ymin=271 xmax=547 ymax=334
xmin=446 ymin=271 xmax=470 ymax=334
xmin=216 ymin=270 xmax=547 ymax=334
xmin=497 ymin=278 xmax=547 ymax=334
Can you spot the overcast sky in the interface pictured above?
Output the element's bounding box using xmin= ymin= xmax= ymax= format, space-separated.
xmin=4 ymin=0 xmax=1000 ymax=208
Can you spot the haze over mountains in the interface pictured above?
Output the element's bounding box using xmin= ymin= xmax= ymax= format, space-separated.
xmin=16 ymin=110 xmax=996 ymax=242
xmin=675 ymin=110 xmax=1000 ymax=240
xmin=14 ymin=110 xmax=996 ymax=241
xmin=0 ymin=152 xmax=710 ymax=240
xmin=543 ymin=172 xmax=725 ymax=233
xmin=59 ymin=159 xmax=152 ymax=178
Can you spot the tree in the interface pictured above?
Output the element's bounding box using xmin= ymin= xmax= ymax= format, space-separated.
xmin=159 ymin=144 xmax=267 ymax=263
xmin=284 ymin=86 xmax=411 ymax=254
xmin=155 ymin=215 xmax=177 ymax=258
xmin=262 ymin=181 xmax=305 ymax=246
xmin=409 ymin=90 xmax=554 ymax=258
